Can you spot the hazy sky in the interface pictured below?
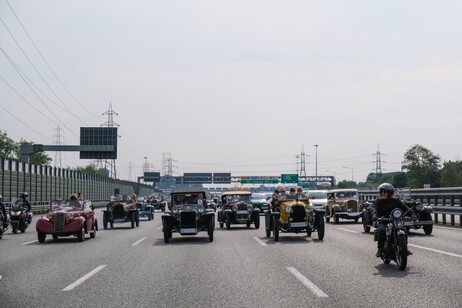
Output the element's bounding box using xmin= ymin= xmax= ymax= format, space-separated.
xmin=1 ymin=1 xmax=462 ymax=183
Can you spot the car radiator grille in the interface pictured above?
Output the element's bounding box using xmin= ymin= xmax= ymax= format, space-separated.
xmin=180 ymin=211 xmax=196 ymax=227
xmin=113 ymin=204 xmax=125 ymax=219
xmin=291 ymin=206 xmax=306 ymax=222
xmin=345 ymin=200 xmax=358 ymax=211
xmin=54 ymin=213 xmax=65 ymax=232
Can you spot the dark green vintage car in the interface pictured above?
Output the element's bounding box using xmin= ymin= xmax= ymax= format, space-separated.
xmin=161 ymin=188 xmax=215 ymax=243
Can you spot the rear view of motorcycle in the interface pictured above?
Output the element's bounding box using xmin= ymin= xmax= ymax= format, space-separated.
xmin=9 ymin=198 xmax=32 ymax=234
xmin=374 ymin=208 xmax=411 ymax=271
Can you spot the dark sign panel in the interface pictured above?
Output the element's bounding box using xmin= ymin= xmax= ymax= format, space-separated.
xmin=183 ymin=173 xmax=213 ymax=184
xmin=144 ymin=172 xmax=161 ymax=182
xmin=213 ymin=173 xmax=231 ymax=184
xmin=80 ymin=127 xmax=118 ymax=159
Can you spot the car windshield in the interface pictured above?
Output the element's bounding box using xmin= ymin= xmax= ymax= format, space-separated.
xmin=173 ymin=193 xmax=204 ymax=205
xmin=226 ymin=194 xmax=250 ymax=202
xmin=251 ymin=193 xmax=266 ymax=200
xmin=335 ymin=191 xmax=358 ymax=199
xmin=308 ymin=191 xmax=327 ymax=199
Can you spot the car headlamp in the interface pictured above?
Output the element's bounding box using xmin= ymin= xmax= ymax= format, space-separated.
xmin=415 ymin=203 xmax=423 ymax=211
xmin=247 ymin=205 xmax=253 ymax=211
xmin=197 ymin=205 xmax=205 ymax=212
xmin=305 ymin=207 xmax=312 ymax=213
xmin=285 ymin=206 xmax=293 ymax=214
xmin=392 ymin=209 xmax=402 ymax=219
xmin=67 ymin=213 xmax=74 ymax=220
xmin=108 ymin=207 xmax=113 ymax=212
xmin=47 ymin=213 xmax=53 ymax=220
xmin=232 ymin=205 xmax=238 ymax=211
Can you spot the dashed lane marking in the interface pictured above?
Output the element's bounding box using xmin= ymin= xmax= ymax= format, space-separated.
xmin=337 ymin=227 xmax=359 ymax=234
xmin=408 ymin=244 xmax=462 ymax=259
xmin=156 ymin=226 xmax=163 ymax=231
xmin=22 ymin=240 xmax=38 ymax=245
xmin=287 ymin=267 xmax=328 ymax=298
xmin=254 ymin=237 xmax=267 ymax=247
xmin=62 ymin=265 xmax=107 ymax=291
xmin=132 ymin=237 xmax=146 ymax=246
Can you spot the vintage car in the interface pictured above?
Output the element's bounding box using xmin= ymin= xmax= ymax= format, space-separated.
xmin=265 ymin=198 xmax=325 ymax=241
xmin=162 ymin=188 xmax=215 ymax=243
xmin=217 ymin=191 xmax=260 ymax=229
xmin=362 ymin=190 xmax=433 ymax=235
xmin=251 ymin=192 xmax=269 ymax=214
xmin=138 ymin=202 xmax=154 ymax=220
xmin=326 ymin=189 xmax=362 ymax=224
xmin=150 ymin=197 xmax=167 ymax=212
xmin=36 ymin=199 xmax=97 ymax=243
xmin=102 ymin=194 xmax=140 ymax=229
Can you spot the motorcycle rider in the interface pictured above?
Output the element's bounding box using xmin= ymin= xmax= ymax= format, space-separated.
xmin=372 ymin=183 xmax=413 ymax=257
xmin=20 ymin=192 xmax=33 ymax=223
xmin=268 ymin=189 xmax=279 ymax=211
xmin=0 ymin=194 xmax=8 ymax=228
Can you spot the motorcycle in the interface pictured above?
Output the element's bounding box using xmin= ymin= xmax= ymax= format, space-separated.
xmin=375 ymin=207 xmax=412 ymax=271
xmin=9 ymin=198 xmax=32 ymax=234
xmin=0 ymin=204 xmax=8 ymax=239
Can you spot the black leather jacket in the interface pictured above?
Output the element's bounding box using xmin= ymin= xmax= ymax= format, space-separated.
xmin=374 ymin=197 xmax=410 ymax=218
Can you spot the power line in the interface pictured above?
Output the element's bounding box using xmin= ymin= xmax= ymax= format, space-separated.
xmin=4 ymin=0 xmax=98 ymax=118
xmin=0 ymin=104 xmax=53 ymax=141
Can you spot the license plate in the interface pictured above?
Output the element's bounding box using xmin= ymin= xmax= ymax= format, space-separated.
xmin=180 ymin=228 xmax=197 ymax=234
xmin=291 ymin=222 xmax=307 ymax=227
xmin=403 ymin=221 xmax=414 ymax=226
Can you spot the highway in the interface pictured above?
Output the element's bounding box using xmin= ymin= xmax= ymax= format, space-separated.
xmin=1 ymin=211 xmax=461 ymax=308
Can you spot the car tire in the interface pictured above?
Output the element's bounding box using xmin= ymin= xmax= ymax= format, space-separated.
xmin=131 ymin=215 xmax=135 ymax=229
xmin=163 ymin=219 xmax=170 ymax=243
xmin=423 ymin=214 xmax=433 ymax=235
xmin=226 ymin=215 xmax=231 ymax=230
xmin=38 ymin=232 xmax=46 ymax=243
xmin=90 ymin=224 xmax=96 ymax=239
xmin=317 ymin=215 xmax=325 ymax=240
xmin=136 ymin=212 xmax=140 ymax=227
xmin=77 ymin=228 xmax=84 ymax=242
xmin=254 ymin=215 xmax=260 ymax=229
xmin=273 ymin=216 xmax=279 ymax=242
xmin=103 ymin=213 xmax=108 ymax=230
xmin=246 ymin=221 xmax=251 ymax=228
xmin=333 ymin=211 xmax=339 ymax=224
xmin=208 ymin=219 xmax=214 ymax=242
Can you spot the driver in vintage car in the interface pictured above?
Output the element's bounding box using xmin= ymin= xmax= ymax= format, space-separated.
xmin=373 ymin=183 xmax=414 ymax=257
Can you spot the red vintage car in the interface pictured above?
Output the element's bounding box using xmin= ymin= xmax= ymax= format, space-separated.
xmin=36 ymin=199 xmax=98 ymax=243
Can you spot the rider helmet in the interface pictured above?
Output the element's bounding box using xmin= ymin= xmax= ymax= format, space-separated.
xmin=20 ymin=192 xmax=29 ymax=199
xmin=378 ymin=183 xmax=394 ymax=196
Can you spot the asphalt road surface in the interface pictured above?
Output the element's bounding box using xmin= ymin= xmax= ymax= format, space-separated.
xmin=1 ymin=211 xmax=461 ymax=308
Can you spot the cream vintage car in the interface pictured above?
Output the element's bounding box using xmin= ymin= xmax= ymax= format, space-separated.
xmin=325 ymin=189 xmax=362 ymax=224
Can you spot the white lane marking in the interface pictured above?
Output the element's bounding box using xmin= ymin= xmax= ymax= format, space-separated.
xmin=0 ymin=275 xmax=2 ymax=281
xmin=337 ymin=228 xmax=359 ymax=234
xmin=132 ymin=237 xmax=146 ymax=246
xmin=408 ymin=244 xmax=462 ymax=259
xmin=287 ymin=267 xmax=328 ymax=298
xmin=22 ymin=240 xmax=38 ymax=245
xmin=62 ymin=265 xmax=107 ymax=291
xmin=254 ymin=237 xmax=267 ymax=247
xmin=434 ymin=225 xmax=462 ymax=232
xmin=156 ymin=226 xmax=163 ymax=231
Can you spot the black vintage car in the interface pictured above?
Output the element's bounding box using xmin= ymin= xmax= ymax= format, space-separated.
xmin=217 ymin=191 xmax=260 ymax=229
xmin=102 ymin=195 xmax=140 ymax=229
xmin=161 ymin=188 xmax=215 ymax=243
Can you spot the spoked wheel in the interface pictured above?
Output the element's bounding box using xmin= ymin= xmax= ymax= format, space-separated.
xmin=396 ymin=235 xmax=408 ymax=271
xmin=273 ymin=217 xmax=279 ymax=242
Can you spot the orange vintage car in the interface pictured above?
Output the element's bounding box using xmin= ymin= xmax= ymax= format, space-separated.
xmin=36 ymin=199 xmax=98 ymax=243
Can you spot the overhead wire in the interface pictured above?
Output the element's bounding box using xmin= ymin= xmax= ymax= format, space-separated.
xmin=0 ymin=14 xmax=86 ymax=126
xmin=5 ymin=0 xmax=98 ymax=118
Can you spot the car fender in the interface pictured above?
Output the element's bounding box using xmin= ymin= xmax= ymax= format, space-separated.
xmin=332 ymin=204 xmax=342 ymax=212
xmin=423 ymin=206 xmax=433 ymax=214
xmin=313 ymin=208 xmax=326 ymax=214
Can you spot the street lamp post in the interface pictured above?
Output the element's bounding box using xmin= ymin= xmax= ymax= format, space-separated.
xmin=342 ymin=166 xmax=354 ymax=181
xmin=314 ymin=145 xmax=318 ymax=185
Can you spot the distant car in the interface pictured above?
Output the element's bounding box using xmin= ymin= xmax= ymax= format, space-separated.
xmin=307 ymin=190 xmax=328 ymax=210
xmin=218 ymin=191 xmax=260 ymax=229
xmin=326 ymin=189 xmax=362 ymax=224
xmin=36 ymin=199 xmax=97 ymax=243
xmin=251 ymin=193 xmax=269 ymax=213
xmin=102 ymin=195 xmax=140 ymax=229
